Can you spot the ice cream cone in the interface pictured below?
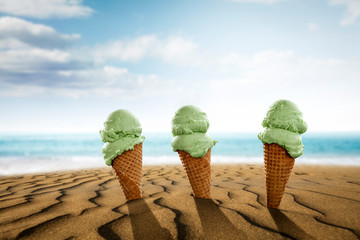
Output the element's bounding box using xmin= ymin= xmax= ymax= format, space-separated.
xmin=112 ymin=143 xmax=143 ymax=201
xmin=264 ymin=143 xmax=295 ymax=209
xmin=177 ymin=149 xmax=211 ymax=199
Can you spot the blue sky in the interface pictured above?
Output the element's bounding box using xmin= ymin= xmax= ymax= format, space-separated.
xmin=0 ymin=0 xmax=359 ymax=133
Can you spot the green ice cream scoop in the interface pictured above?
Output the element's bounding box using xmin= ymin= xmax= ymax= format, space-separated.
xmin=261 ymin=99 xmax=307 ymax=134
xmin=100 ymin=109 xmax=145 ymax=166
xmin=258 ymin=100 xmax=307 ymax=158
xmin=172 ymin=105 xmax=210 ymax=136
xmin=171 ymin=105 xmax=217 ymax=157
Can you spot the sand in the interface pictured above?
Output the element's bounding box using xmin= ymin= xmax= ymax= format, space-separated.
xmin=0 ymin=164 xmax=360 ymax=239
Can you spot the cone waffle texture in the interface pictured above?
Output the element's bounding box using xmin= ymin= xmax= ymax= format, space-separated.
xmin=264 ymin=143 xmax=295 ymax=209
xmin=112 ymin=143 xmax=143 ymax=201
xmin=177 ymin=149 xmax=211 ymax=199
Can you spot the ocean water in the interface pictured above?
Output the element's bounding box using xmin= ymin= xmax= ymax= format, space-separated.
xmin=0 ymin=132 xmax=359 ymax=175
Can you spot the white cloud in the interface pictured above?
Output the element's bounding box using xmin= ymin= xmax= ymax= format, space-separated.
xmin=0 ymin=17 xmax=91 ymax=92
xmin=96 ymin=35 xmax=158 ymax=62
xmin=0 ymin=48 xmax=70 ymax=73
xmin=217 ymin=50 xmax=357 ymax=85
xmin=0 ymin=17 xmax=188 ymax=99
xmin=161 ymin=36 xmax=199 ymax=63
xmin=308 ymin=22 xmax=319 ymax=31
xmin=0 ymin=65 xmax=165 ymax=99
xmin=104 ymin=66 xmax=128 ymax=76
xmin=329 ymin=0 xmax=360 ymax=25
xmin=0 ymin=17 xmax=80 ymax=49
xmin=0 ymin=17 xmax=85 ymax=75
xmin=206 ymin=50 xmax=360 ymax=131
xmin=0 ymin=0 xmax=93 ymax=19
xmin=218 ymin=50 xmax=297 ymax=83
xmin=94 ymin=35 xmax=199 ymax=65
xmin=227 ymin=0 xmax=288 ymax=4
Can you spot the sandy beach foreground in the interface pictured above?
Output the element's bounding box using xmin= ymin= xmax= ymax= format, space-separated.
xmin=1 ymin=164 xmax=359 ymax=240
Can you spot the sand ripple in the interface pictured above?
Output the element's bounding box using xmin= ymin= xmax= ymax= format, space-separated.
xmin=0 ymin=165 xmax=360 ymax=239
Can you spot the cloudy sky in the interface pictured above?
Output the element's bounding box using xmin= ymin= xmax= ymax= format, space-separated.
xmin=0 ymin=0 xmax=359 ymax=134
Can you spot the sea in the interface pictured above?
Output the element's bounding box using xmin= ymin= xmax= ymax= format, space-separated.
xmin=0 ymin=132 xmax=360 ymax=175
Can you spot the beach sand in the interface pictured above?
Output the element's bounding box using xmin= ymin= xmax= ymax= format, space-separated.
xmin=0 ymin=164 xmax=359 ymax=239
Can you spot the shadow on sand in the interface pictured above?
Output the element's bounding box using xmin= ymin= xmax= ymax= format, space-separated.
xmin=268 ymin=208 xmax=315 ymax=240
xmin=128 ymin=198 xmax=173 ymax=240
xmin=194 ymin=198 xmax=247 ymax=240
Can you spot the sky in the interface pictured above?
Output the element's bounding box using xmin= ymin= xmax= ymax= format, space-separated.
xmin=0 ymin=0 xmax=359 ymax=134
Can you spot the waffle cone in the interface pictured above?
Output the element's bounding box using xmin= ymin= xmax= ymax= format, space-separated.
xmin=264 ymin=143 xmax=295 ymax=209
xmin=112 ymin=143 xmax=143 ymax=201
xmin=177 ymin=149 xmax=211 ymax=199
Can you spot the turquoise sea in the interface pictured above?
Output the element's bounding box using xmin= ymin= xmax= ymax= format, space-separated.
xmin=0 ymin=132 xmax=359 ymax=175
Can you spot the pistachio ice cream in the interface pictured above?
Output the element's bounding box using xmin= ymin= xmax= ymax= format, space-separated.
xmin=100 ymin=109 xmax=145 ymax=165
xmin=171 ymin=105 xmax=217 ymax=157
xmin=258 ymin=99 xmax=307 ymax=209
xmin=171 ymin=105 xmax=216 ymax=199
xmin=258 ymin=99 xmax=307 ymax=158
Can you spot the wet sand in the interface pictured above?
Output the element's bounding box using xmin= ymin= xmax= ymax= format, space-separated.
xmin=0 ymin=164 xmax=360 ymax=239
